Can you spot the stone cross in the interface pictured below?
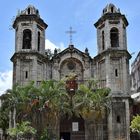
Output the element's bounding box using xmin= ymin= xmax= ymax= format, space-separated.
xmin=66 ymin=26 xmax=76 ymax=45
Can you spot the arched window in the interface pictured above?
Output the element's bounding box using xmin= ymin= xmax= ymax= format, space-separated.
xmin=110 ymin=27 xmax=119 ymax=47
xmin=28 ymin=8 xmax=30 ymax=14
xmin=102 ymin=31 xmax=105 ymax=50
xmin=22 ymin=29 xmax=32 ymax=49
xmin=111 ymin=7 xmax=114 ymax=13
xmin=38 ymin=32 xmax=40 ymax=51
xmin=36 ymin=10 xmax=39 ymax=15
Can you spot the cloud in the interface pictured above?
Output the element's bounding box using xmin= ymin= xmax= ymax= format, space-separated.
xmin=45 ymin=39 xmax=65 ymax=52
xmin=0 ymin=70 xmax=12 ymax=95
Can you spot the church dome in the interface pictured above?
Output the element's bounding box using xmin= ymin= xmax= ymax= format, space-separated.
xmin=102 ymin=3 xmax=120 ymax=15
xmin=17 ymin=5 xmax=40 ymax=17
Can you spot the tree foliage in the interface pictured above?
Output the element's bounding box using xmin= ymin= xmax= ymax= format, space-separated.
xmin=0 ymin=93 xmax=10 ymax=138
xmin=1 ymin=78 xmax=111 ymax=139
xmin=39 ymin=127 xmax=58 ymax=140
xmin=130 ymin=115 xmax=140 ymax=133
xmin=0 ymin=107 xmax=9 ymax=130
xmin=7 ymin=121 xmax=36 ymax=138
xmin=72 ymin=80 xmax=111 ymax=120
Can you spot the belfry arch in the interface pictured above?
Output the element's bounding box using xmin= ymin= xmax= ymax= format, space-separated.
xmin=22 ymin=29 xmax=32 ymax=49
xmin=110 ymin=27 xmax=119 ymax=48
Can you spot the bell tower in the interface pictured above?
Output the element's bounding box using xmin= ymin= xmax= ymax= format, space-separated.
xmin=94 ymin=4 xmax=131 ymax=140
xmin=13 ymin=5 xmax=47 ymax=54
xmin=11 ymin=5 xmax=48 ymax=85
xmin=95 ymin=4 xmax=128 ymax=54
xmin=94 ymin=3 xmax=131 ymax=95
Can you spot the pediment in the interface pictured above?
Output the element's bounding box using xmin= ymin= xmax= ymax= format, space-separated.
xmin=52 ymin=44 xmax=91 ymax=60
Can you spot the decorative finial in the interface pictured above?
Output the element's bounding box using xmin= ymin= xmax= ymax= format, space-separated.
xmin=85 ymin=48 xmax=89 ymax=55
xmin=54 ymin=48 xmax=57 ymax=55
xmin=66 ymin=26 xmax=76 ymax=45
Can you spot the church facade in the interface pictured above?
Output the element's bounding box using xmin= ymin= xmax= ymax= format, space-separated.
xmin=11 ymin=4 xmax=131 ymax=140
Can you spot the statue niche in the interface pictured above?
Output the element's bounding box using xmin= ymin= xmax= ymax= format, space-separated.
xmin=22 ymin=29 xmax=32 ymax=49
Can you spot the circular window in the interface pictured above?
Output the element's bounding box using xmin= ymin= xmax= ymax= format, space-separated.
xmin=67 ymin=62 xmax=76 ymax=70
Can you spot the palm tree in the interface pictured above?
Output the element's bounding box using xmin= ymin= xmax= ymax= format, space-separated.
xmin=61 ymin=78 xmax=111 ymax=120
xmin=6 ymin=82 xmax=37 ymax=126
xmin=72 ymin=80 xmax=111 ymax=140
xmin=3 ymin=78 xmax=111 ymax=139
xmin=2 ymin=80 xmax=64 ymax=139
xmin=37 ymin=80 xmax=67 ymax=137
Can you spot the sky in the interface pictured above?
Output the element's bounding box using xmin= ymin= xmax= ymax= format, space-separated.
xmin=0 ymin=0 xmax=140 ymax=95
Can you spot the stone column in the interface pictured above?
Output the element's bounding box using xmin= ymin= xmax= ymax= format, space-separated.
xmin=106 ymin=55 xmax=111 ymax=88
xmin=32 ymin=57 xmax=38 ymax=83
xmin=16 ymin=59 xmax=21 ymax=85
xmin=108 ymin=107 xmax=113 ymax=140
xmin=125 ymin=99 xmax=130 ymax=140
xmin=85 ymin=120 xmax=93 ymax=140
xmin=16 ymin=24 xmax=23 ymax=52
xmin=32 ymin=22 xmax=37 ymax=51
xmin=122 ymin=56 xmax=128 ymax=94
